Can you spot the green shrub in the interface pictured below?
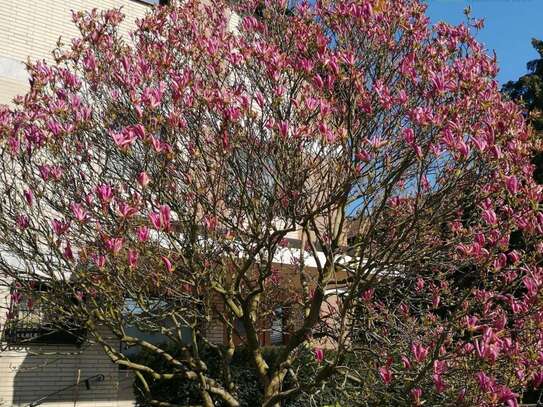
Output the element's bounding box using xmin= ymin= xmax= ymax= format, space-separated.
xmin=131 ymin=343 xmax=350 ymax=406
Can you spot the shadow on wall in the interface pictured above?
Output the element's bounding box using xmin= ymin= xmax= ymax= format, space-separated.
xmin=9 ymin=343 xmax=135 ymax=407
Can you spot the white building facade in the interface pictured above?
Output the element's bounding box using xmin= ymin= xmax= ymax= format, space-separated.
xmin=0 ymin=2 xmax=153 ymax=405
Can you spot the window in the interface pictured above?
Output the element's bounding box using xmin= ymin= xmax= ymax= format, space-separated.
xmin=270 ymin=307 xmax=283 ymax=345
xmin=119 ymin=298 xmax=192 ymax=359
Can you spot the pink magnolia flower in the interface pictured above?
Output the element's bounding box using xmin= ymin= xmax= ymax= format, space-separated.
xmin=63 ymin=242 xmax=74 ymax=260
xmin=82 ymin=51 xmax=97 ymax=72
xmin=472 ymin=135 xmax=487 ymax=152
xmin=508 ymin=250 xmax=521 ymax=264
xmin=395 ymin=89 xmax=408 ymax=105
xmin=505 ymin=175 xmax=519 ymax=195
xmin=70 ymin=203 xmax=87 ymax=222
xmin=415 ymin=278 xmax=425 ymax=291
xmin=278 ymin=121 xmax=289 ymax=138
xmin=127 ymin=249 xmax=139 ymax=270
xmin=433 ymin=359 xmax=447 ymax=375
xmin=401 ymin=355 xmax=411 ymax=369
xmin=159 ymin=205 xmax=171 ymax=231
xmin=162 ymin=256 xmax=173 ymax=273
xmin=409 ymin=106 xmax=432 ymax=126
xmin=10 ymin=291 xmax=22 ymax=304
xmin=314 ymin=347 xmax=324 ymax=363
xmin=141 ymin=85 xmax=164 ymax=109
xmin=150 ymin=136 xmax=163 ymax=153
xmin=105 ymin=237 xmax=123 ymax=255
xmin=474 ymin=232 xmax=485 ymax=245
xmin=16 ymin=214 xmax=29 ymax=230
xmin=47 ymin=119 xmax=63 ymax=137
xmin=475 ymin=371 xmax=495 ymax=393
xmin=118 ymin=202 xmax=138 ymax=219
xmin=496 ymin=386 xmax=519 ymax=407
xmin=456 ymin=140 xmax=470 ymax=158
xmin=38 ymin=165 xmax=51 ymax=181
xmin=313 ymin=73 xmax=324 ymax=89
xmin=132 ymin=124 xmax=146 ymax=139
xmin=378 ymin=366 xmax=393 ymax=385
xmin=532 ymin=371 xmax=543 ymax=388
xmin=493 ymin=253 xmax=508 ymax=270
xmin=361 ymin=288 xmax=374 ymax=302
xmin=432 ymin=293 xmax=441 ymax=309
xmin=493 ymin=313 xmax=507 ymax=330
xmin=410 ymin=387 xmax=422 ymax=406
xmin=137 ymin=226 xmax=150 ymax=242
xmin=149 ymin=212 xmax=161 ymax=229
xmin=49 ymin=165 xmax=63 ymax=181
xmin=93 ymin=254 xmax=106 ymax=269
xmin=489 ymin=145 xmax=503 ymax=159
xmin=433 ymin=373 xmax=447 ymax=393
xmin=23 ymin=189 xmax=33 ymax=206
xmin=137 ymin=171 xmax=150 ymax=187
xmin=355 ymin=150 xmax=372 ymax=162
xmin=402 ymin=128 xmax=415 ymax=145
xmin=523 ymin=276 xmax=540 ymax=298
xmin=430 ymin=71 xmax=447 ymax=94
xmin=225 ymin=107 xmax=241 ymax=122
xmin=51 ymin=219 xmax=69 ymax=235
xmin=399 ymin=303 xmax=410 ymax=317
xmin=8 ymin=136 xmax=19 ymax=154
xmin=411 ymin=342 xmax=429 ymax=363
xmin=203 ymin=215 xmax=217 ymax=231
xmin=318 ymin=122 xmax=336 ymax=143
xmin=110 ymin=128 xmax=137 ymax=150
xmin=457 ymin=240 xmax=477 ymax=257
xmin=482 ymin=208 xmax=497 ymax=225
xmin=465 ymin=315 xmax=479 ymax=332
xmin=75 ymin=291 xmax=84 ymax=302
xmin=96 ymin=184 xmax=113 ymax=204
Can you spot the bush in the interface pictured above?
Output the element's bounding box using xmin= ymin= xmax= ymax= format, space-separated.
xmin=132 ymin=343 xmax=281 ymax=406
xmin=131 ymin=343 xmax=348 ymax=406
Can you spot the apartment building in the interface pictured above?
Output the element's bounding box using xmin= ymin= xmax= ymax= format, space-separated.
xmin=0 ymin=2 xmax=156 ymax=406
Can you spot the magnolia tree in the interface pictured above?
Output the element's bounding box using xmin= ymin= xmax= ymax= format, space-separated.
xmin=0 ymin=0 xmax=542 ymax=406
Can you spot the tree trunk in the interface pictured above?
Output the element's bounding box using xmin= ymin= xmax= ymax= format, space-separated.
xmin=262 ymin=370 xmax=286 ymax=407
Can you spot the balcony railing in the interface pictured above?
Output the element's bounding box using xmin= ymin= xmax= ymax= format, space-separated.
xmin=3 ymin=319 xmax=85 ymax=345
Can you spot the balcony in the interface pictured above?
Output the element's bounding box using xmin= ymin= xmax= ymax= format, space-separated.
xmin=3 ymin=287 xmax=85 ymax=346
xmin=3 ymin=320 xmax=85 ymax=345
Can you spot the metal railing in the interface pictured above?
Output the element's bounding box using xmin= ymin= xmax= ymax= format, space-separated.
xmin=3 ymin=318 xmax=85 ymax=345
xmin=26 ymin=374 xmax=105 ymax=407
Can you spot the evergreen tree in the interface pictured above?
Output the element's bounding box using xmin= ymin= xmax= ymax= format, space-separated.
xmin=503 ymin=38 xmax=543 ymax=184
xmin=503 ymin=38 xmax=543 ymax=132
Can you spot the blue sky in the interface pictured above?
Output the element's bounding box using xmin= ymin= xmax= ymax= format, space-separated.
xmin=425 ymin=0 xmax=542 ymax=85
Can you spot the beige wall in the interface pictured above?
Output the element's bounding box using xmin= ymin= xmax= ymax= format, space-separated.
xmin=0 ymin=344 xmax=135 ymax=407
xmin=0 ymin=284 xmax=136 ymax=406
xmin=0 ymin=0 xmax=151 ymax=105
xmin=0 ymin=2 xmax=150 ymax=405
xmin=0 ymin=258 xmax=138 ymax=406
